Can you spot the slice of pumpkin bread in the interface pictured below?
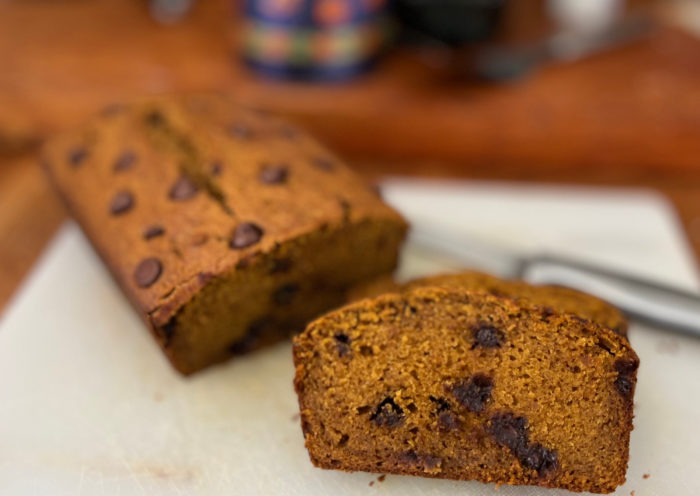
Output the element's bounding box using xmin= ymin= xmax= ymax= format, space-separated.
xmin=294 ymin=287 xmax=638 ymax=493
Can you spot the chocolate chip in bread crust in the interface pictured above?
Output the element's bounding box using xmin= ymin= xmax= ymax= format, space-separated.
xmin=487 ymin=412 xmax=559 ymax=476
xmin=68 ymin=147 xmax=88 ymax=167
xmin=522 ymin=443 xmax=558 ymax=475
xmin=334 ymin=333 xmax=351 ymax=357
xmin=230 ymin=222 xmax=264 ymax=249
xmin=613 ymin=357 xmax=639 ymax=398
xmin=471 ymin=324 xmax=503 ymax=348
xmin=113 ymin=150 xmax=137 ymax=172
xmin=259 ymin=164 xmax=288 ymax=184
xmin=452 ymin=374 xmax=494 ymax=413
xmin=488 ymin=413 xmax=528 ymax=452
xmin=438 ymin=411 xmax=460 ymax=431
xmin=397 ymin=451 xmax=442 ymax=471
xmin=110 ymin=191 xmax=134 ymax=215
xmin=143 ymin=225 xmax=165 ymax=240
xmin=134 ymin=257 xmax=162 ymax=288
xmin=371 ymin=397 xmax=404 ymax=427
xmin=168 ymin=176 xmax=199 ymax=200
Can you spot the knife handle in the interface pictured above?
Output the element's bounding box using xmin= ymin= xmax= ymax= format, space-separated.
xmin=521 ymin=256 xmax=700 ymax=338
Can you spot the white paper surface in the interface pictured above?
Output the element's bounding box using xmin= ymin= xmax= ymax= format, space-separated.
xmin=1 ymin=179 xmax=699 ymax=496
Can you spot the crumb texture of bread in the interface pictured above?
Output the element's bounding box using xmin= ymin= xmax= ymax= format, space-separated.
xmin=294 ymin=287 xmax=638 ymax=494
xmin=347 ymin=270 xmax=627 ymax=337
xmin=42 ymin=94 xmax=407 ymax=374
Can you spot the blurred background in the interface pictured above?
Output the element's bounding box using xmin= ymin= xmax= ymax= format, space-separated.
xmin=1 ymin=0 xmax=700 ymax=309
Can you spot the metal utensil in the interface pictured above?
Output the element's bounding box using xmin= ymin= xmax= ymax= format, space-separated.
xmin=474 ymin=12 xmax=655 ymax=81
xmin=409 ymin=223 xmax=700 ymax=337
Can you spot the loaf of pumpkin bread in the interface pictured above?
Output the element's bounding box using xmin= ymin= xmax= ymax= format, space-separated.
xmin=42 ymin=95 xmax=407 ymax=374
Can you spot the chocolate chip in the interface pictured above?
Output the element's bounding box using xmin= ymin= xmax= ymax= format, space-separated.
xmin=614 ymin=357 xmax=638 ymax=398
xmin=68 ymin=147 xmax=88 ymax=167
xmin=109 ymin=191 xmax=134 ymax=215
xmin=230 ymin=222 xmax=264 ymax=249
xmin=397 ymin=451 xmax=442 ymax=471
xmin=311 ymin=156 xmax=334 ymax=171
xmin=614 ymin=375 xmax=634 ymax=397
xmin=259 ymin=164 xmax=288 ymax=184
xmin=168 ymin=176 xmax=199 ymax=200
xmin=113 ymin=150 xmax=136 ymax=172
xmin=488 ymin=413 xmax=529 ymax=453
xmin=145 ymin=110 xmax=165 ymax=127
xmin=143 ymin=225 xmax=165 ymax=240
xmin=273 ymin=283 xmax=299 ymax=305
xmin=134 ymin=257 xmax=162 ymax=288
xmin=210 ymin=161 xmax=223 ymax=176
xmin=522 ymin=443 xmax=558 ymax=475
xmin=452 ymin=374 xmax=494 ymax=413
xmin=614 ymin=357 xmax=639 ymax=375
xmin=437 ymin=411 xmax=459 ymax=431
xmin=487 ymin=412 xmax=559 ymax=476
xmin=228 ymin=123 xmax=252 ymax=139
xmin=371 ymin=397 xmax=404 ymax=427
xmin=472 ymin=324 xmax=503 ymax=348
xmin=334 ymin=333 xmax=351 ymax=357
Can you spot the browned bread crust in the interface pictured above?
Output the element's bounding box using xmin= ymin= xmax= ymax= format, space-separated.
xmin=348 ymin=270 xmax=628 ymax=336
xmin=42 ymin=94 xmax=407 ymax=374
xmin=294 ymin=287 xmax=638 ymax=493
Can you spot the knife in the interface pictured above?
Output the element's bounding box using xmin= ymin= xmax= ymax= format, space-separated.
xmin=473 ymin=12 xmax=655 ymax=81
xmin=408 ymin=223 xmax=700 ymax=338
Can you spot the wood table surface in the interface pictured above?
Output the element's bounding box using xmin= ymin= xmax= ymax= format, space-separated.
xmin=1 ymin=0 xmax=699 ymax=310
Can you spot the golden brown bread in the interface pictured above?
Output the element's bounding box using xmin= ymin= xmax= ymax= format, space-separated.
xmin=294 ymin=287 xmax=638 ymax=493
xmin=42 ymin=94 xmax=407 ymax=374
xmin=347 ymin=270 xmax=628 ymax=336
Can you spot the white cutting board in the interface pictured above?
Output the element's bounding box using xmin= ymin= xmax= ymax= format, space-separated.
xmin=1 ymin=179 xmax=699 ymax=496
